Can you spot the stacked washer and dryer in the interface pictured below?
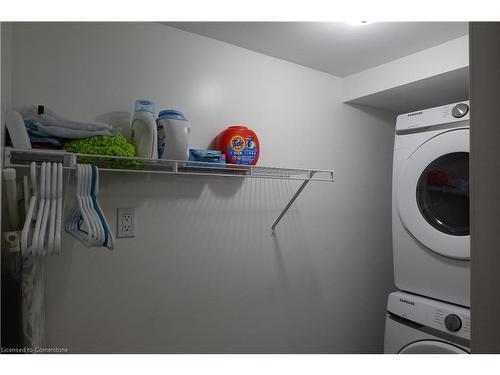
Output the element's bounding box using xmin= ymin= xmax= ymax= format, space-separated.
xmin=384 ymin=101 xmax=471 ymax=354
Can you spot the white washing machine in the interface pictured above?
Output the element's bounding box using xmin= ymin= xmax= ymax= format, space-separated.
xmin=393 ymin=101 xmax=470 ymax=307
xmin=384 ymin=291 xmax=470 ymax=354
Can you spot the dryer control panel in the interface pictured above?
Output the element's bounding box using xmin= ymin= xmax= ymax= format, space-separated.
xmin=396 ymin=101 xmax=470 ymax=132
xmin=387 ymin=291 xmax=471 ymax=340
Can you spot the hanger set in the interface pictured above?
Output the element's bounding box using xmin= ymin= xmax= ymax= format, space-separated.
xmin=19 ymin=161 xmax=114 ymax=255
xmin=65 ymin=164 xmax=114 ymax=250
xmin=21 ymin=162 xmax=63 ymax=256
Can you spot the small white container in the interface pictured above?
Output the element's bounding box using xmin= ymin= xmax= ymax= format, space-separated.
xmin=156 ymin=110 xmax=191 ymax=160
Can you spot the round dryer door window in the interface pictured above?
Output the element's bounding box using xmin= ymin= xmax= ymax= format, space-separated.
xmin=399 ymin=340 xmax=469 ymax=354
xmin=416 ymin=152 xmax=469 ymax=236
xmin=397 ymin=128 xmax=470 ymax=259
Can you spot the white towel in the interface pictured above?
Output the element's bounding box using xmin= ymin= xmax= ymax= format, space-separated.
xmin=20 ymin=105 xmax=113 ymax=132
xmin=27 ymin=120 xmax=120 ymax=139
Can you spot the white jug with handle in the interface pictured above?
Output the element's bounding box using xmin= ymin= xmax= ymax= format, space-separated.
xmin=131 ymin=100 xmax=158 ymax=159
xmin=156 ymin=110 xmax=191 ymax=161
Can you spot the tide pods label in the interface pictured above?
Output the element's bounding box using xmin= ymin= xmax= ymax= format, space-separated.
xmin=228 ymin=135 xmax=257 ymax=165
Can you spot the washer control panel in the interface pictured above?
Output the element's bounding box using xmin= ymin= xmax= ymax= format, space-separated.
xmin=396 ymin=100 xmax=470 ymax=131
xmin=387 ymin=291 xmax=470 ymax=340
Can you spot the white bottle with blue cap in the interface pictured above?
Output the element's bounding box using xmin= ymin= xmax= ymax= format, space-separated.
xmin=157 ymin=110 xmax=191 ymax=160
xmin=130 ymin=100 xmax=158 ymax=159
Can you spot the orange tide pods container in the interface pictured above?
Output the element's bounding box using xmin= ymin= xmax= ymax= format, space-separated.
xmin=215 ymin=125 xmax=260 ymax=165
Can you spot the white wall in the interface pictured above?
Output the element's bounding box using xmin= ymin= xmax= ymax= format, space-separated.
xmin=8 ymin=22 xmax=395 ymax=353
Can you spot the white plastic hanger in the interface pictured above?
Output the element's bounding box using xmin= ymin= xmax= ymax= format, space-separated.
xmin=23 ymin=175 xmax=30 ymax=216
xmin=21 ymin=162 xmax=37 ymax=255
xmin=91 ymin=165 xmax=108 ymax=247
xmin=64 ymin=163 xmax=114 ymax=250
xmin=76 ymin=164 xmax=94 ymax=246
xmin=37 ymin=162 xmax=52 ymax=256
xmin=91 ymin=165 xmax=115 ymax=250
xmin=66 ymin=164 xmax=95 ymax=246
xmin=85 ymin=165 xmax=104 ymax=245
xmin=65 ymin=165 xmax=84 ymax=243
xmin=18 ymin=161 xmax=63 ymax=256
xmin=82 ymin=164 xmax=101 ymax=246
xmin=47 ymin=163 xmax=57 ymax=254
xmin=31 ymin=162 xmax=47 ymax=255
xmin=55 ymin=163 xmax=63 ymax=254
xmin=90 ymin=165 xmax=105 ymax=246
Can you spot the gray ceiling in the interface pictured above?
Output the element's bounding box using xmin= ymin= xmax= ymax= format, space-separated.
xmin=166 ymin=22 xmax=468 ymax=77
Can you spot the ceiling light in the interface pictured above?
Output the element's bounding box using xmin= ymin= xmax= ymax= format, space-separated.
xmin=345 ymin=21 xmax=371 ymax=26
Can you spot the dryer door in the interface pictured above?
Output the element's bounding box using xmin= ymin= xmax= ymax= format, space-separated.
xmin=397 ymin=128 xmax=469 ymax=259
xmin=399 ymin=340 xmax=469 ymax=354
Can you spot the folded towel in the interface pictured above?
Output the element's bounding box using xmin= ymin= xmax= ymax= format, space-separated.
xmin=20 ymin=105 xmax=114 ymax=132
xmin=28 ymin=134 xmax=63 ymax=147
xmin=25 ymin=119 xmax=119 ymax=139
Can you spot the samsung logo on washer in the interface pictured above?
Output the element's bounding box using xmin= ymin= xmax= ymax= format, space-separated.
xmin=399 ymin=298 xmax=415 ymax=306
xmin=407 ymin=111 xmax=423 ymax=117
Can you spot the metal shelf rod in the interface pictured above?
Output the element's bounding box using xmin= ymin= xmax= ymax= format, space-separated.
xmin=271 ymin=171 xmax=316 ymax=235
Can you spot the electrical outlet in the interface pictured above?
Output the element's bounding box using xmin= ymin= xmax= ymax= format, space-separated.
xmin=117 ymin=208 xmax=135 ymax=238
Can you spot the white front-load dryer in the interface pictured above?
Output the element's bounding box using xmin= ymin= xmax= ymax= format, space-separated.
xmin=384 ymin=291 xmax=470 ymax=354
xmin=393 ymin=101 xmax=470 ymax=307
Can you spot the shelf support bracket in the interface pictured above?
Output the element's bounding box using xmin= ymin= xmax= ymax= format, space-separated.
xmin=271 ymin=171 xmax=316 ymax=235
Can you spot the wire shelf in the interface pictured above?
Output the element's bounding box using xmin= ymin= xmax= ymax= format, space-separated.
xmin=3 ymin=147 xmax=334 ymax=234
xmin=4 ymin=148 xmax=335 ymax=182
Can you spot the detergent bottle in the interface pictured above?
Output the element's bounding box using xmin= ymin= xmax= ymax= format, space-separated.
xmin=156 ymin=110 xmax=191 ymax=160
xmin=130 ymin=100 xmax=158 ymax=159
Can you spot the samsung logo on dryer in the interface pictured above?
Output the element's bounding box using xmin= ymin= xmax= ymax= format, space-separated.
xmin=407 ymin=111 xmax=423 ymax=117
xmin=399 ymin=298 xmax=415 ymax=306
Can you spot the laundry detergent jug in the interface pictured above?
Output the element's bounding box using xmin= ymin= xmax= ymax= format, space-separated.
xmin=157 ymin=110 xmax=191 ymax=160
xmin=131 ymin=100 xmax=158 ymax=159
xmin=215 ymin=125 xmax=259 ymax=165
